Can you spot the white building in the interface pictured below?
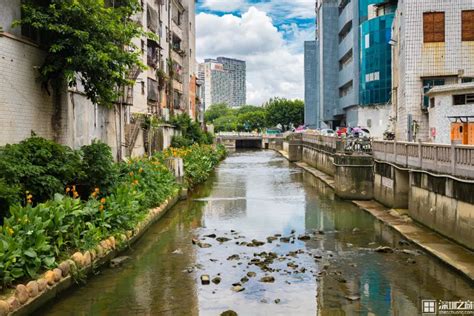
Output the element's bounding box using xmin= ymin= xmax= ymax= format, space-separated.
xmin=426 ymin=83 xmax=474 ymax=144
xmin=392 ymin=0 xmax=474 ymax=141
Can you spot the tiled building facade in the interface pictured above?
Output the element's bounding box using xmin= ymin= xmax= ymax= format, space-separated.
xmin=392 ymin=0 xmax=474 ymax=141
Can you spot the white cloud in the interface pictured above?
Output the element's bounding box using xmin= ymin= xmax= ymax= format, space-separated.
xmin=196 ymin=7 xmax=311 ymax=105
xmin=201 ymin=0 xmax=247 ymax=12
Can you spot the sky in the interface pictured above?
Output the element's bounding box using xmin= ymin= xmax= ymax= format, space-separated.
xmin=196 ymin=0 xmax=316 ymax=106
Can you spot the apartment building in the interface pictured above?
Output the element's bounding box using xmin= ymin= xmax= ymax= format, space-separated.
xmin=304 ymin=41 xmax=320 ymax=128
xmin=0 ymin=0 xmax=197 ymax=158
xmin=201 ymin=57 xmax=246 ymax=108
xmin=309 ymin=0 xmax=397 ymax=137
xmin=391 ymin=0 xmax=474 ymax=141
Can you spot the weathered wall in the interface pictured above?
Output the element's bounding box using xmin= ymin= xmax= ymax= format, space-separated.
xmin=0 ymin=34 xmax=56 ymax=145
xmin=409 ymin=172 xmax=474 ymax=250
xmin=334 ymin=154 xmax=373 ymax=200
xmin=302 ymin=146 xmax=336 ymax=176
xmin=373 ymin=162 xmax=409 ymax=208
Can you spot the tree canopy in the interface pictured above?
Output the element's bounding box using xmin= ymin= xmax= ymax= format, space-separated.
xmin=205 ymin=99 xmax=304 ymax=132
xmin=17 ymin=0 xmax=144 ymax=106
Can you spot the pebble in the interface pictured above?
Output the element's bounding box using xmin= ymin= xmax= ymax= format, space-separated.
xmin=37 ymin=279 xmax=47 ymax=292
xmin=374 ymin=246 xmax=394 ymax=253
xmin=260 ymin=275 xmax=275 ymax=283
xmin=216 ymin=237 xmax=231 ymax=243
xmin=58 ymin=260 xmax=71 ymax=277
xmin=247 ymin=271 xmax=257 ymax=278
xmin=212 ymin=277 xmax=222 ymax=284
xmin=110 ymin=256 xmax=130 ymax=268
xmin=201 ymin=275 xmax=210 ymax=285
xmin=71 ymin=252 xmax=84 ymax=267
xmin=53 ymin=268 xmax=62 ymax=282
xmin=274 ymin=298 xmax=281 ymax=304
xmin=345 ymin=295 xmax=360 ymax=301
xmin=220 ymin=310 xmax=238 ymax=316
xmin=44 ymin=270 xmax=56 ymax=285
xmin=232 ymin=285 xmax=245 ymax=292
xmin=198 ymin=242 xmax=212 ymax=248
xmin=204 ymin=234 xmax=217 ymax=238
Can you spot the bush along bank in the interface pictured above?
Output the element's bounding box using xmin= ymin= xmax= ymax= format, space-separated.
xmin=0 ymin=139 xmax=226 ymax=315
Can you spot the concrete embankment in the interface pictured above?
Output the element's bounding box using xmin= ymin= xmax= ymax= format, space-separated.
xmin=276 ymin=149 xmax=474 ymax=283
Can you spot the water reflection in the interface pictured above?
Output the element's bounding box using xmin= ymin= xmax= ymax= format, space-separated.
xmin=39 ymin=150 xmax=474 ymax=316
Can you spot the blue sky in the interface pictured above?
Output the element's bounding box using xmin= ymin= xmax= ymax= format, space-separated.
xmin=196 ymin=0 xmax=315 ymax=105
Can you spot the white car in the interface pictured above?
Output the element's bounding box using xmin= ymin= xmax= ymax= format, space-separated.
xmin=320 ymin=129 xmax=335 ymax=136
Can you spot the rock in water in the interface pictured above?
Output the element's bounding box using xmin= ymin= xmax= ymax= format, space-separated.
xmin=374 ymin=246 xmax=393 ymax=253
xmin=260 ymin=276 xmax=275 ymax=283
xmin=220 ymin=310 xmax=238 ymax=316
xmin=212 ymin=277 xmax=222 ymax=284
xmin=247 ymin=271 xmax=257 ymax=278
xmin=297 ymin=234 xmax=311 ymax=241
xmin=204 ymin=234 xmax=217 ymax=238
xmin=201 ymin=275 xmax=210 ymax=285
xmin=110 ymin=256 xmax=130 ymax=268
xmin=227 ymin=254 xmax=240 ymax=260
xmin=232 ymin=285 xmax=245 ymax=292
xmin=198 ymin=242 xmax=212 ymax=248
xmin=216 ymin=237 xmax=231 ymax=243
xmin=345 ymin=295 xmax=360 ymax=301
xmin=274 ymin=299 xmax=281 ymax=304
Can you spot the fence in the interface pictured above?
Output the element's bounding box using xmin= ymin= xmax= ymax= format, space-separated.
xmin=372 ymin=141 xmax=474 ymax=179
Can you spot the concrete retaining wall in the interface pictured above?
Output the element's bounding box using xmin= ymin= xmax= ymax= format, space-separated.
xmin=302 ymin=146 xmax=336 ymax=176
xmin=409 ymin=173 xmax=474 ymax=251
xmin=373 ymin=163 xmax=409 ymax=209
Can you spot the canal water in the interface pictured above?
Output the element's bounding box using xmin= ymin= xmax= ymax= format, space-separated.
xmin=39 ymin=150 xmax=474 ymax=315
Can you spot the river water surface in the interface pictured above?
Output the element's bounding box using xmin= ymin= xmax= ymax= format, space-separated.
xmin=39 ymin=150 xmax=474 ymax=315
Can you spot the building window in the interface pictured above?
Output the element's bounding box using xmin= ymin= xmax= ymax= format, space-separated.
xmin=462 ymin=10 xmax=474 ymax=41
xmin=430 ymin=97 xmax=435 ymax=108
xmin=147 ymin=78 xmax=159 ymax=102
xmin=423 ymin=12 xmax=445 ymax=43
xmin=339 ymin=49 xmax=353 ymax=70
xmin=453 ymin=94 xmax=474 ymax=105
xmin=423 ymin=79 xmax=445 ymax=108
xmin=462 ymin=77 xmax=474 ymax=83
xmin=339 ymin=81 xmax=353 ymax=97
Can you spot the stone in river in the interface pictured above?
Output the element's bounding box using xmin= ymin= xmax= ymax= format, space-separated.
xmin=297 ymin=234 xmax=311 ymax=241
xmin=232 ymin=285 xmax=245 ymax=292
xmin=240 ymin=276 xmax=249 ymax=283
xmin=352 ymin=227 xmax=360 ymax=233
xmin=192 ymin=238 xmax=199 ymax=245
xmin=212 ymin=277 xmax=222 ymax=284
xmin=110 ymin=256 xmax=130 ymax=268
xmin=267 ymin=236 xmax=278 ymax=243
xmin=260 ymin=275 xmax=275 ymax=283
xmin=280 ymin=237 xmax=290 ymax=243
xmin=221 ymin=310 xmax=238 ymax=316
xmin=204 ymin=234 xmax=217 ymax=238
xmin=407 ymin=258 xmax=416 ymax=264
xmin=227 ymin=254 xmax=240 ymax=261
xmin=216 ymin=237 xmax=231 ymax=243
xmin=374 ymin=246 xmax=393 ymax=253
xmin=247 ymin=271 xmax=257 ymax=278
xmin=290 ymin=229 xmax=295 ymax=234
xmin=345 ymin=295 xmax=360 ymax=301
xmin=201 ymin=275 xmax=210 ymax=285
xmin=274 ymin=298 xmax=281 ymax=304
xmin=198 ymin=242 xmax=212 ymax=248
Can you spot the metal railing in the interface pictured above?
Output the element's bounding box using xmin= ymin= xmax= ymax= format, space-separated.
xmin=372 ymin=141 xmax=474 ymax=179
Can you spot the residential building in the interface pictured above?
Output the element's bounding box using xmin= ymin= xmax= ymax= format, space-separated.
xmin=201 ymin=57 xmax=246 ymax=108
xmin=304 ymin=41 xmax=320 ymax=128
xmin=426 ymin=83 xmax=474 ymax=144
xmin=310 ymin=0 xmax=397 ymax=137
xmin=0 ymin=0 xmax=197 ymax=158
xmin=391 ymin=0 xmax=474 ymax=141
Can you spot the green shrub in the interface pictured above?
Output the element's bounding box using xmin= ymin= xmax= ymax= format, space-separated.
xmin=0 ymin=179 xmax=21 ymax=222
xmin=79 ymin=140 xmax=118 ymax=196
xmin=171 ymin=135 xmax=193 ymax=148
xmin=0 ymin=136 xmax=82 ymax=205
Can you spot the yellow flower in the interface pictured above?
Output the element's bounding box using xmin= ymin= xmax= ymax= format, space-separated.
xmin=94 ymin=187 xmax=100 ymax=193
xmin=27 ymin=194 xmax=33 ymax=199
xmin=139 ymin=168 xmax=143 ymax=173
xmin=99 ymin=205 xmax=104 ymax=211
xmin=91 ymin=192 xmax=97 ymax=198
xmin=27 ymin=199 xmax=32 ymax=204
xmin=129 ymin=171 xmax=134 ymax=177
xmin=73 ymin=191 xmax=79 ymax=198
xmin=100 ymin=198 xmax=106 ymax=204
xmin=7 ymin=227 xmax=14 ymax=236
xmin=133 ymin=179 xmax=139 ymax=185
xmin=66 ymin=187 xmax=71 ymax=193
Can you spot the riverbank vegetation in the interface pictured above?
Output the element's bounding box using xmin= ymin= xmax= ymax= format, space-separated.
xmin=0 ymin=136 xmax=225 ymax=287
xmin=205 ymin=98 xmax=304 ymax=132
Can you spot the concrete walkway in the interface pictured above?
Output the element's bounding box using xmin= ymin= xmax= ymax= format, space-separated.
xmin=353 ymin=200 xmax=474 ymax=282
xmin=275 ymin=149 xmax=474 ymax=282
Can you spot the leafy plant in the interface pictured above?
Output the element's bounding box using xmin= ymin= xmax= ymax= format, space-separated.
xmin=16 ymin=0 xmax=145 ymax=106
xmin=79 ymin=140 xmax=118 ymax=196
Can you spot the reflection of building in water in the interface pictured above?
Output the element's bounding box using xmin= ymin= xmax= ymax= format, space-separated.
xmin=203 ymin=177 xmax=247 ymax=219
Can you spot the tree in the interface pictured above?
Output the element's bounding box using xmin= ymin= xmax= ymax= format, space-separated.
xmin=238 ymin=111 xmax=267 ymax=132
xmin=213 ymin=115 xmax=240 ymax=132
xmin=17 ymin=0 xmax=145 ymax=107
xmin=236 ymin=105 xmax=263 ymax=116
xmin=205 ymin=103 xmax=234 ymax=123
xmin=264 ymin=98 xmax=304 ymax=130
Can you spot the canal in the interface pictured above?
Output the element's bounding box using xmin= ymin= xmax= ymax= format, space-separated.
xmin=39 ymin=150 xmax=474 ymax=315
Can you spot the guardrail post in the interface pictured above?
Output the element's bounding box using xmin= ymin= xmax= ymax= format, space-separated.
xmin=393 ymin=140 xmax=397 ymax=162
xmin=405 ymin=144 xmax=408 ymax=167
xmin=434 ymin=145 xmax=438 ymax=169
xmin=418 ymin=140 xmax=422 ymax=168
xmin=451 ymin=143 xmax=456 ymax=175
